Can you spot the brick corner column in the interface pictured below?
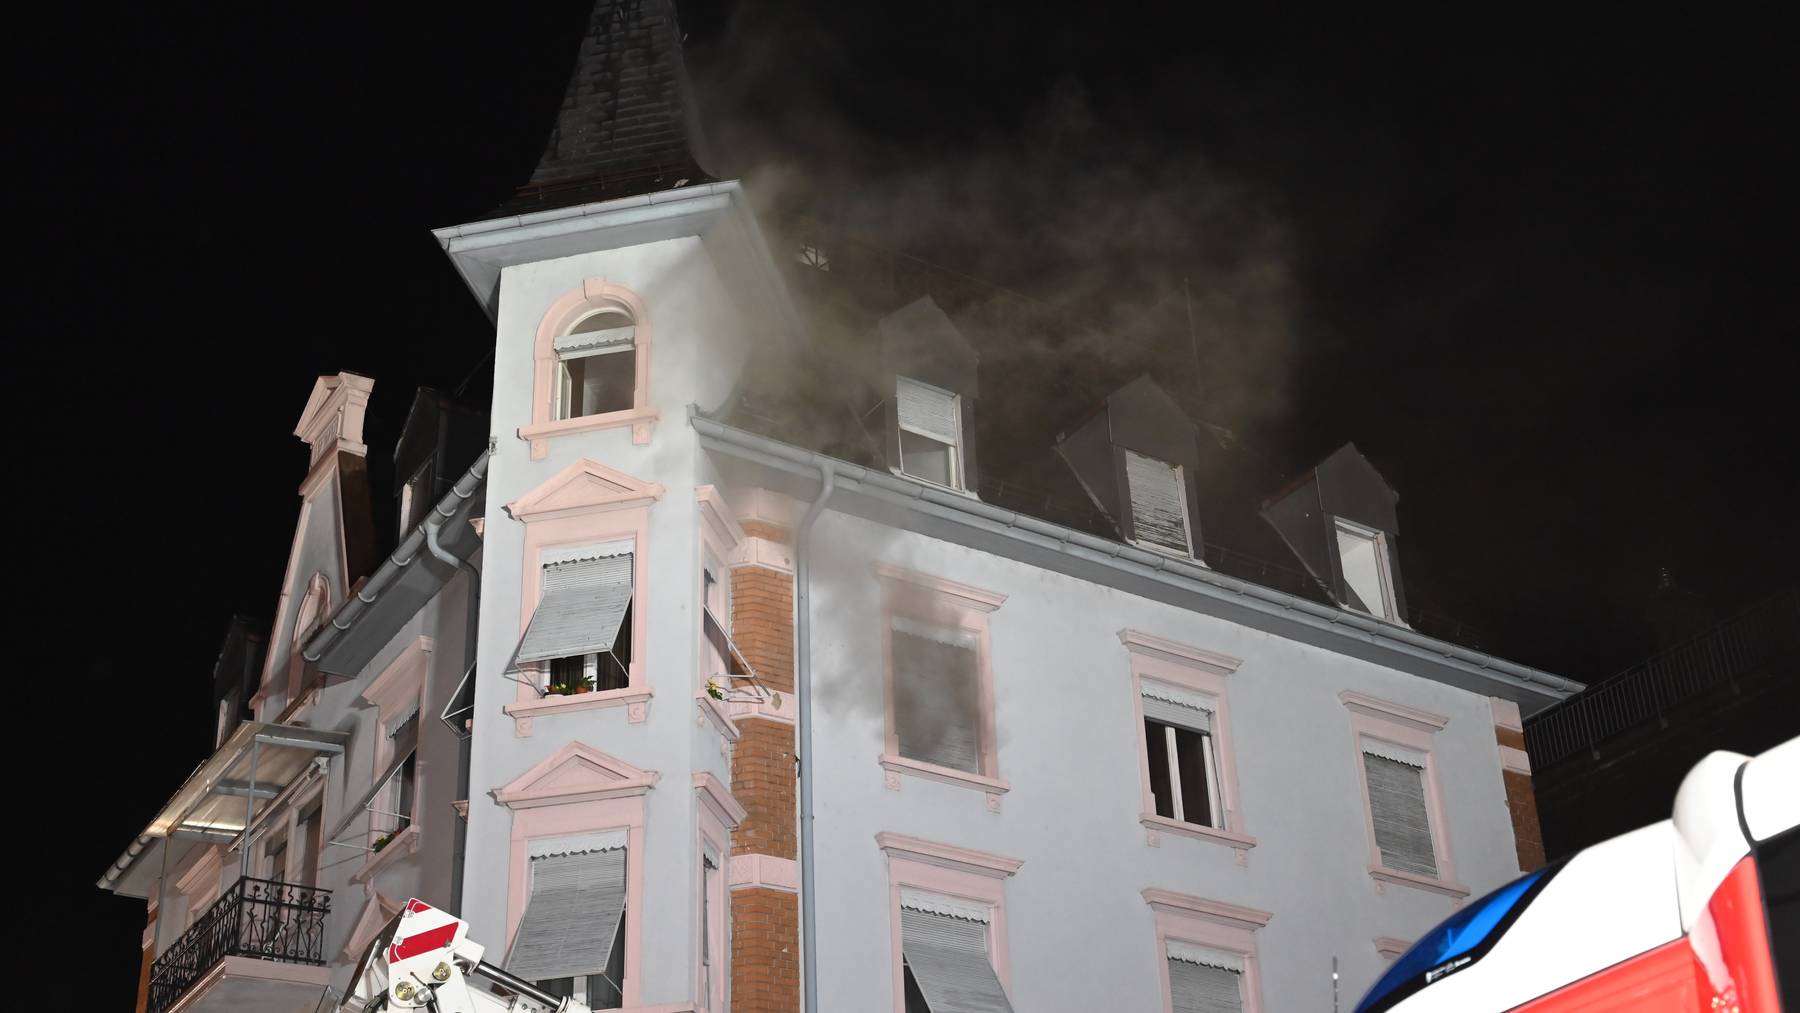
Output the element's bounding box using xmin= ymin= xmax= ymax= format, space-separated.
xmin=730 ymin=520 xmax=801 ymax=1013
xmin=1492 ymin=698 xmax=1546 ymax=871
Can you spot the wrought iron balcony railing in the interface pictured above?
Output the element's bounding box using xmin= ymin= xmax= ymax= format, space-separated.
xmin=147 ymin=876 xmax=331 ymax=1013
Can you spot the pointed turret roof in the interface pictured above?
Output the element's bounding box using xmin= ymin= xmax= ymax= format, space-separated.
xmin=498 ymin=0 xmax=714 ymax=215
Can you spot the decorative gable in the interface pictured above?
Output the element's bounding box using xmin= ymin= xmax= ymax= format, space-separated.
xmin=505 ymin=458 xmax=665 ymax=522
xmin=493 ymin=741 xmax=659 ymax=809
xmin=295 ymin=372 xmax=374 ymax=462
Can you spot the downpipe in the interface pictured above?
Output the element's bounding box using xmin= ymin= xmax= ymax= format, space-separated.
xmin=796 ymin=461 xmax=835 ymax=1013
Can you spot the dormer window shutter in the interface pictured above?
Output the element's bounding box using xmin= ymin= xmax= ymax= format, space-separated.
xmin=896 ymin=377 xmax=964 ymax=489
xmin=1124 ymin=449 xmax=1191 ymax=555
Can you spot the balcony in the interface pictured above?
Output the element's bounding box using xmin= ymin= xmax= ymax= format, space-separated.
xmin=148 ymin=877 xmax=333 ymax=1013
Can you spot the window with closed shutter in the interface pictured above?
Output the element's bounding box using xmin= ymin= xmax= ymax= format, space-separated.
xmin=1125 ymin=449 xmax=1191 ymax=555
xmin=1167 ymin=942 xmax=1245 ymax=1013
xmin=891 ymin=617 xmax=983 ymax=774
xmin=1363 ymin=746 xmax=1437 ymax=877
xmin=897 ymin=377 xmax=963 ymax=490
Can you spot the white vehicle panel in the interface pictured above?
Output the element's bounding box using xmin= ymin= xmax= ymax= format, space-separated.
xmin=1740 ymin=736 xmax=1800 ymax=843
xmin=1670 ymin=750 xmax=1751 ymax=931
xmin=1388 ymin=820 xmax=1682 ymax=1012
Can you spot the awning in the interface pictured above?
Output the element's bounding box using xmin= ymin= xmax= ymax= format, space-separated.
xmin=901 ymin=907 xmax=1014 ymax=1013
xmin=137 ymin=722 xmax=347 ymax=842
xmin=515 ymin=554 xmax=633 ymax=666
xmin=507 ymin=844 xmax=627 ymax=982
xmin=328 ymin=714 xmax=419 ymax=843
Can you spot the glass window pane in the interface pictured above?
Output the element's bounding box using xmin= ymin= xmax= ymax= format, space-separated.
xmin=899 ymin=429 xmax=955 ymax=487
xmin=1174 ymin=727 xmax=1214 ymax=827
xmin=1146 ymin=719 xmax=1175 ymax=819
xmin=563 ymin=350 xmax=636 ymax=418
xmin=1336 ymin=523 xmax=1391 ymax=618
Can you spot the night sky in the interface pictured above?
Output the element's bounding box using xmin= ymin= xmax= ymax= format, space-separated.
xmin=14 ymin=2 xmax=1794 ymax=1000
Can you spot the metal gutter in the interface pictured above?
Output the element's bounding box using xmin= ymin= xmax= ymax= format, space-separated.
xmin=689 ymin=413 xmax=1582 ymax=703
xmin=794 ymin=461 xmax=835 ymax=1013
xmin=301 ymin=449 xmax=490 ymax=668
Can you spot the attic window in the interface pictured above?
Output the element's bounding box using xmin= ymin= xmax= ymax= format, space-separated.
xmin=555 ymin=306 xmax=637 ymax=420
xmin=1124 ymin=449 xmax=1191 ymax=556
xmin=896 ymin=377 xmax=963 ymax=490
xmin=1335 ymin=518 xmax=1398 ymax=620
xmin=797 ymin=244 xmax=830 ymax=271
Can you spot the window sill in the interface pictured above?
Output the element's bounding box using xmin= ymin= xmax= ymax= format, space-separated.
xmin=1139 ymin=813 xmax=1257 ymax=857
xmin=888 ymin=467 xmax=980 ymax=500
xmin=696 ymin=693 xmax=741 ymax=743
xmin=503 ymin=686 xmax=652 ymax=734
xmin=352 ymin=825 xmax=420 ymax=884
xmin=1369 ymin=865 xmax=1470 ymax=901
xmin=518 ymin=405 xmax=659 ymax=456
xmin=880 ymin=754 xmax=1009 ymax=795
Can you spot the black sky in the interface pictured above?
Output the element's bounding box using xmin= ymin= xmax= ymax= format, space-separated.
xmin=11 ymin=1 xmax=1795 ymax=999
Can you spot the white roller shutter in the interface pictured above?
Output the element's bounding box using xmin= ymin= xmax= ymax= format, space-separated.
xmin=901 ymin=906 xmax=1013 ymax=1013
xmin=1363 ymin=752 xmax=1438 ymax=876
xmin=515 ymin=553 xmax=633 ymax=665
xmin=1125 ymin=449 xmax=1190 ymax=554
xmin=1141 ymin=679 xmax=1213 ymax=731
xmin=897 ymin=377 xmax=960 ymax=445
xmin=506 ymin=845 xmax=628 ymax=982
xmin=1168 ymin=952 xmax=1244 ymax=1013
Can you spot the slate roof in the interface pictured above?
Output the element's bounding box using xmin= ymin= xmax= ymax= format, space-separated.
xmin=495 ymin=0 xmax=714 ymax=217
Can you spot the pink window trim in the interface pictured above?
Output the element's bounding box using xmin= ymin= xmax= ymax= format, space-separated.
xmin=694 ymin=772 xmax=743 ymax=1011
xmin=1142 ymin=888 xmax=1272 ymax=1013
xmin=504 ymin=459 xmax=662 ymax=713
xmin=1119 ymin=629 xmax=1253 ymax=853
xmin=696 ymin=485 xmax=744 ymax=705
xmin=877 ymin=564 xmax=1006 ymax=785
xmin=360 ymin=637 xmax=432 ymax=853
xmin=1339 ymin=691 xmax=1472 ymax=900
xmin=286 ymin=573 xmax=330 ymax=704
xmin=1374 ymin=935 xmax=1412 ymax=961
xmin=496 ymin=742 xmax=657 ymax=1009
xmin=521 ymin=279 xmax=656 ymax=458
xmin=877 ymin=833 xmax=1022 ymax=1013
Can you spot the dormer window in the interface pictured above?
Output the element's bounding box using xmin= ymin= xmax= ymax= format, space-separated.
xmin=555 ymin=306 xmax=637 ymax=421
xmin=1335 ymin=518 xmax=1398 ymax=620
xmin=1125 ymin=450 xmax=1192 ymax=556
xmin=896 ymin=377 xmax=963 ymax=490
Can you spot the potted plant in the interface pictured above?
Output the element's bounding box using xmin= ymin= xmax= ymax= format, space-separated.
xmin=372 ymin=832 xmax=393 ymax=854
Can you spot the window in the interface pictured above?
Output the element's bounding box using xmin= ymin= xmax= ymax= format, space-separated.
xmin=1144 ymin=890 xmax=1270 ymax=1013
xmin=1125 ymin=449 xmax=1192 ymax=555
xmin=517 ymin=546 xmax=635 ymax=695
xmin=1335 ymin=518 xmax=1397 ymax=620
xmin=1167 ymin=942 xmax=1247 ymax=1013
xmin=896 ymin=377 xmax=963 ymax=490
xmin=1341 ymin=692 xmax=1466 ymax=898
xmin=890 ymin=617 xmax=985 ymax=775
xmin=509 ymin=835 xmax=628 ymax=1009
xmin=1142 ymin=681 xmax=1223 ymax=829
xmin=699 ymin=853 xmax=722 ymax=1009
xmin=261 ymin=831 xmax=288 ymax=882
xmin=385 ymin=710 xmax=420 ymax=834
xmin=295 ymin=798 xmax=324 ymax=888
xmin=899 ymin=893 xmax=1012 ymax=1013
xmin=1123 ymin=631 xmax=1253 ymax=856
xmin=555 ymin=307 xmax=637 ymax=421
xmin=1362 ymin=746 xmax=1436 ymax=877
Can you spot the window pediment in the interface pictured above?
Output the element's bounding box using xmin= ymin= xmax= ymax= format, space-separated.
xmin=505 ymin=458 xmax=665 ymax=522
xmin=493 ymin=741 xmax=658 ymax=809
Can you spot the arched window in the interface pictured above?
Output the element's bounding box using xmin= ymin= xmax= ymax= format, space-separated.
xmin=554 ymin=303 xmax=638 ymax=421
xmin=522 ymin=281 xmax=656 ymax=457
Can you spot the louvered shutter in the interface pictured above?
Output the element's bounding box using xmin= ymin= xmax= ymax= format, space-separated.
xmin=506 ymin=845 xmax=628 ymax=982
xmin=1363 ymin=752 xmax=1437 ymax=876
xmin=901 ymin=907 xmax=1014 ymax=1013
xmin=1125 ymin=450 xmax=1190 ymax=554
xmin=1168 ymin=953 xmax=1244 ymax=1013
xmin=516 ymin=553 xmax=634 ymax=664
xmin=1140 ymin=679 xmax=1213 ymax=731
xmin=891 ymin=619 xmax=982 ymax=774
xmin=897 ymin=378 xmax=960 ymax=445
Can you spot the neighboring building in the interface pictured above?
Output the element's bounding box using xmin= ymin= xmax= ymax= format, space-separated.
xmin=102 ymin=4 xmax=1588 ymax=1012
xmin=1526 ymin=586 xmax=1800 ymax=859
